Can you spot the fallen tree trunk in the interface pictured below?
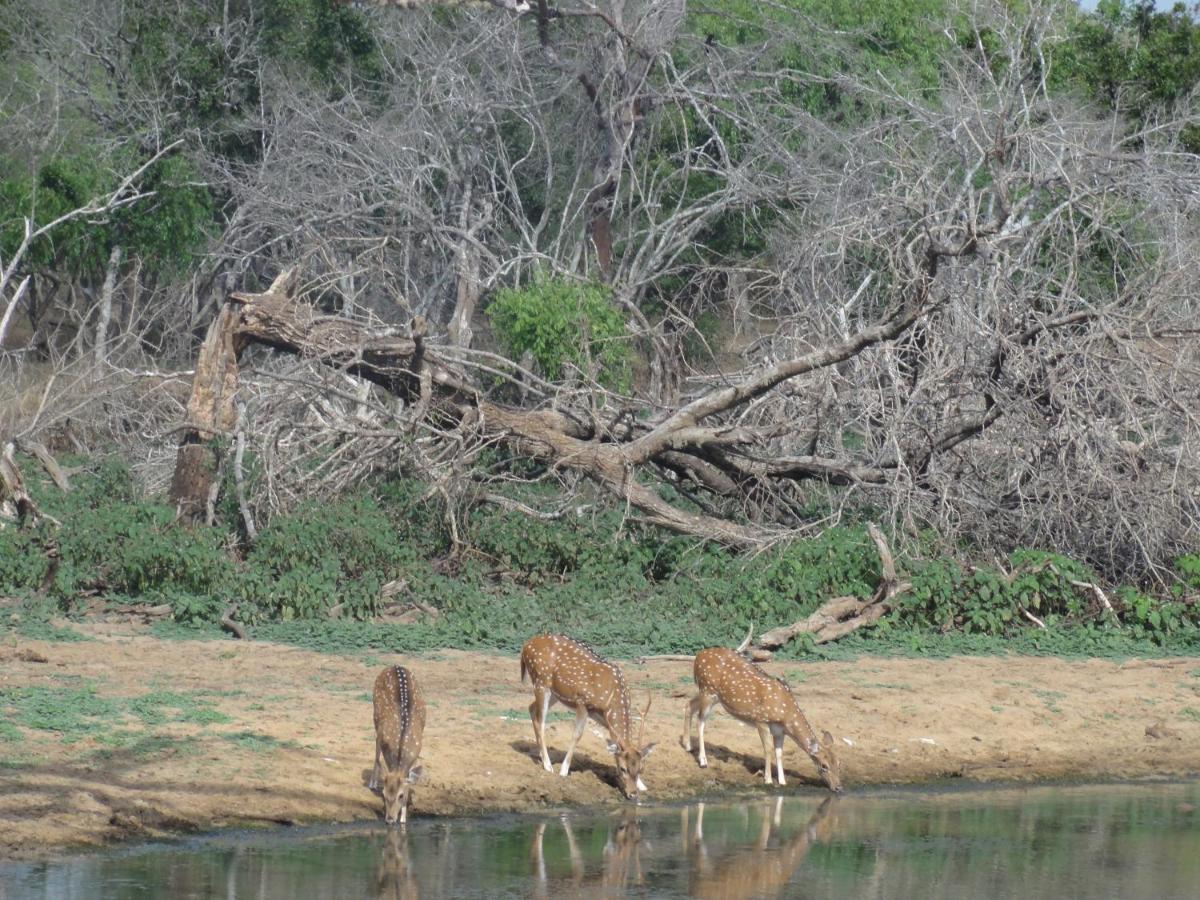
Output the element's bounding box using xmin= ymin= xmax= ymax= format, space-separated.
xmin=0 ymin=442 xmax=38 ymax=525
xmin=168 ymin=267 xmax=940 ymax=541
xmin=757 ymin=524 xmax=912 ymax=650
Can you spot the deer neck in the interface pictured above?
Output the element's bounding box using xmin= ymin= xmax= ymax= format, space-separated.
xmin=783 ymin=706 xmax=818 ymax=752
xmin=605 ymin=682 xmax=633 ymax=747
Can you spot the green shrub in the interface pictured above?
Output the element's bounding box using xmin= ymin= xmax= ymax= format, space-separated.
xmin=487 ymin=275 xmax=633 ymax=392
xmin=240 ymin=495 xmax=411 ymax=621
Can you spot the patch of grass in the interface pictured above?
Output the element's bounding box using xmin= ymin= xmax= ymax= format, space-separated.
xmin=1033 ymin=690 xmax=1066 ymax=714
xmin=1 ymin=595 xmax=88 ymax=642
xmin=0 ymin=720 xmax=24 ymax=742
xmin=0 ymin=683 xmax=123 ymax=743
xmin=129 ymin=690 xmax=232 ymax=726
xmin=220 ymin=731 xmax=299 ymax=752
xmin=990 ymin=705 xmax=1004 ymax=713
xmin=1179 ymin=707 xmax=1200 ymax=722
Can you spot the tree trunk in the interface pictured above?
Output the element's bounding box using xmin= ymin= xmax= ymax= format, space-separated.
xmin=167 ymin=274 xmax=258 ymax=521
xmin=93 ymin=245 xmax=123 ymax=367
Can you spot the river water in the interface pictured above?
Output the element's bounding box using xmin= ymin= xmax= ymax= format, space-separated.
xmin=2 ymin=782 xmax=1197 ymax=898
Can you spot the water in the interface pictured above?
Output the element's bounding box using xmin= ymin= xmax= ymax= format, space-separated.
xmin=2 ymin=782 xmax=1197 ymax=899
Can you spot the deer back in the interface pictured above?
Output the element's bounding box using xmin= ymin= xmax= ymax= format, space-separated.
xmin=694 ymin=648 xmax=799 ymax=728
xmin=691 ymin=798 xmax=837 ymax=900
xmin=521 ymin=634 xmax=631 ymax=740
xmin=373 ymin=665 xmax=426 ymax=772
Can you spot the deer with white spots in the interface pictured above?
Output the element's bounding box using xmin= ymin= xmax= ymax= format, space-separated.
xmin=370 ymin=665 xmax=427 ymax=825
xmin=519 ymin=634 xmax=655 ymax=799
xmin=682 ymin=647 xmax=843 ymax=792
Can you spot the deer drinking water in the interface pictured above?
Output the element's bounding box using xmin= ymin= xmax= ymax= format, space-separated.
xmin=520 ymin=634 xmax=655 ymax=799
xmin=371 ymin=665 xmax=427 ymax=825
xmin=682 ymin=647 xmax=843 ymax=792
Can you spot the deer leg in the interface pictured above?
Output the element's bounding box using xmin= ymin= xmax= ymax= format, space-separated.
xmin=682 ymin=694 xmax=701 ymax=752
xmin=771 ymin=724 xmax=787 ymax=786
xmin=370 ymin=739 xmax=381 ymax=791
xmin=696 ymin=696 xmax=718 ymax=768
xmin=559 ymin=705 xmax=588 ymax=777
xmin=757 ymin=724 xmax=775 ymax=785
xmin=530 ymin=687 xmax=553 ymax=771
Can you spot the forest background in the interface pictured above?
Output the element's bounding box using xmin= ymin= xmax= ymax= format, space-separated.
xmin=2 ymin=0 xmax=1199 ymax=659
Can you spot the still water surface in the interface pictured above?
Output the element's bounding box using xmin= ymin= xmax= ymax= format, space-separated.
xmin=2 ymin=782 xmax=1197 ymax=899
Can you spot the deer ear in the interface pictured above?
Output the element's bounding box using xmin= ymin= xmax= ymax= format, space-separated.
xmin=407 ymin=765 xmax=425 ymax=784
xmin=640 ymin=742 xmax=657 ymax=759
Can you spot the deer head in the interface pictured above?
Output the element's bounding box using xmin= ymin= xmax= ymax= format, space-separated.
xmin=382 ymin=764 xmax=424 ymax=825
xmin=607 ymin=694 xmax=656 ymax=799
xmin=806 ymin=730 xmax=843 ymax=793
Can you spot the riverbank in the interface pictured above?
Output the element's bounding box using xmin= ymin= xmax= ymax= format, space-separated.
xmin=2 ymin=623 xmax=1199 ymax=860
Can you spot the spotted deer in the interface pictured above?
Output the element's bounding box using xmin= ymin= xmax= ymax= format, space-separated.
xmin=520 ymin=634 xmax=655 ymax=799
xmin=530 ymin=810 xmax=645 ymax=898
xmin=684 ymin=795 xmax=839 ymax=899
xmin=370 ymin=665 xmax=427 ymax=825
xmin=375 ymin=827 xmax=420 ymax=900
xmin=682 ymin=647 xmax=843 ymax=792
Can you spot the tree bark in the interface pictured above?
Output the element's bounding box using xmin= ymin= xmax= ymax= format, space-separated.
xmin=166 ymin=271 xmax=270 ymax=521
xmin=93 ymin=245 xmax=122 ymax=367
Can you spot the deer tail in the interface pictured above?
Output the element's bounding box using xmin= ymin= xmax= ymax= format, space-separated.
xmin=520 ymin=652 xmax=529 ymax=684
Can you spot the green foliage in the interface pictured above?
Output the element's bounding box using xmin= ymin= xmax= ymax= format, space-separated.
xmin=4 ymin=454 xmax=1197 ymax=658
xmin=1055 ymin=1 xmax=1200 ymax=152
xmin=487 ymin=276 xmax=634 ymax=392
xmin=0 ymin=529 xmax=50 ymax=592
xmin=897 ymin=550 xmax=1098 ymax=635
xmin=1176 ymin=553 xmax=1200 ymax=589
xmin=260 ymin=0 xmax=382 ymax=82
xmin=240 ymin=495 xmax=411 ymax=621
xmin=0 ymin=594 xmax=87 ymax=642
xmin=0 ymin=152 xmax=213 ymax=281
xmin=0 ymin=682 xmax=124 ymax=744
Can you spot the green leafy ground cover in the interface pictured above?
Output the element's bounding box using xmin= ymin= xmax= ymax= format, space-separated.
xmin=3 ymin=455 xmax=1197 ymax=660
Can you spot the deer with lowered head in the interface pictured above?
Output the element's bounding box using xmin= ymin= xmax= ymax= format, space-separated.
xmin=520 ymin=633 xmax=655 ymax=799
xmin=682 ymin=647 xmax=843 ymax=792
xmin=371 ymin=665 xmax=427 ymax=825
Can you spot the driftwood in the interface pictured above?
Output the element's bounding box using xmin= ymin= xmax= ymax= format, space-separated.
xmin=16 ymin=439 xmax=70 ymax=492
xmin=220 ymin=603 xmax=247 ymax=640
xmin=637 ymin=624 xmax=763 ymax=663
xmin=757 ymin=524 xmax=912 ymax=651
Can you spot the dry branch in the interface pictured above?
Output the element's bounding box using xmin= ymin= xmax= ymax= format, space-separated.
xmin=757 ymin=524 xmax=911 ymax=649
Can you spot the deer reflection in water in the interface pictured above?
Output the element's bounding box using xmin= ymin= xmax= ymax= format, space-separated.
xmin=530 ymin=808 xmax=646 ymax=897
xmin=683 ymin=795 xmax=840 ymax=899
xmin=375 ymin=827 xmax=420 ymax=900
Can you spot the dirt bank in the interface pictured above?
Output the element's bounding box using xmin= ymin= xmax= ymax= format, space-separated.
xmin=2 ymin=623 xmax=1199 ymax=860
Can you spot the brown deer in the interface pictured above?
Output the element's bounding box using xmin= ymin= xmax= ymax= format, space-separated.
xmin=520 ymin=634 xmax=655 ymax=799
xmin=375 ymin=827 xmax=420 ymax=900
xmin=530 ymin=810 xmax=645 ymax=898
xmin=370 ymin=665 xmax=427 ymax=825
xmin=684 ymin=795 xmax=840 ymax=899
xmin=682 ymin=647 xmax=843 ymax=792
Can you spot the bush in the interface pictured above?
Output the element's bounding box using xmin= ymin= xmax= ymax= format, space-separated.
xmin=239 ymin=495 xmax=412 ymax=621
xmin=487 ymin=275 xmax=634 ymax=392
